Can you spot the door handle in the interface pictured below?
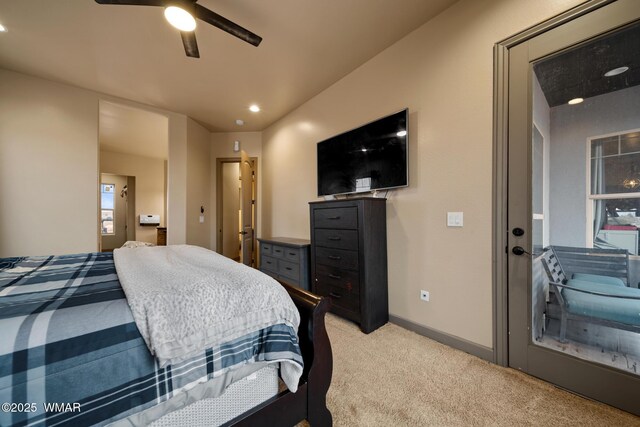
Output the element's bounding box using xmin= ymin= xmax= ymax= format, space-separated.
xmin=239 ymin=231 xmax=248 ymax=235
xmin=512 ymin=246 xmax=531 ymax=256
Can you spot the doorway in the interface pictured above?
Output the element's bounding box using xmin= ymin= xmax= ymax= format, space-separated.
xmin=100 ymin=174 xmax=135 ymax=251
xmin=98 ymin=100 xmax=169 ymax=250
xmin=216 ymin=153 xmax=257 ymax=266
xmin=495 ymin=0 xmax=640 ymax=415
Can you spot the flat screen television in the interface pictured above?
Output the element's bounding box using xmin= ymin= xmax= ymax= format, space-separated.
xmin=317 ymin=109 xmax=408 ymax=197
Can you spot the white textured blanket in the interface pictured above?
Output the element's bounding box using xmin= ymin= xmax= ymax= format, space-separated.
xmin=113 ymin=245 xmax=301 ymax=368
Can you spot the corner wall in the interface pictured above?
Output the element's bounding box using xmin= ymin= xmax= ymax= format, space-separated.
xmin=186 ymin=118 xmax=212 ymax=249
xmin=261 ymin=0 xmax=583 ymax=349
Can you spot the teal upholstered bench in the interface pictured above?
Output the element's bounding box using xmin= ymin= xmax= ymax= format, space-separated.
xmin=541 ymin=247 xmax=640 ymax=342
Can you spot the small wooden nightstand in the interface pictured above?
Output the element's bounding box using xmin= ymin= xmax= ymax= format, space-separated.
xmin=157 ymin=227 xmax=167 ymax=246
xmin=258 ymin=237 xmax=311 ymax=291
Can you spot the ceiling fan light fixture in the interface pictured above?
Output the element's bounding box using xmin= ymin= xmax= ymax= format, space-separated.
xmin=164 ymin=6 xmax=196 ymax=32
xmin=249 ymin=105 xmax=260 ymax=113
xmin=604 ymin=66 xmax=629 ymax=77
xmin=0 ymin=24 xmax=7 ymax=33
xmin=568 ymin=97 xmax=584 ymax=105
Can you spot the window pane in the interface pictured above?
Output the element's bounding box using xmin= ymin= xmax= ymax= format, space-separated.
xmin=591 ymin=136 xmax=618 ymax=158
xmin=101 ymin=184 xmax=115 ymax=210
xmin=101 ymin=183 xmax=115 ymax=236
xmin=591 ymin=152 xmax=640 ymax=194
xmin=593 ymin=198 xmax=640 ymax=255
xmin=621 ymin=131 xmax=640 ymax=154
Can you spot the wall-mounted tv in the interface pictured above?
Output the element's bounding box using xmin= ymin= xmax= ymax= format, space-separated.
xmin=317 ymin=109 xmax=408 ymax=197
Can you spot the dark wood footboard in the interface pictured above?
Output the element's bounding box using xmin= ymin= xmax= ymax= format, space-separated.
xmin=224 ymin=281 xmax=333 ymax=427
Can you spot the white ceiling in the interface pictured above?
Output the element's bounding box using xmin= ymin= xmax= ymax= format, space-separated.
xmin=0 ymin=0 xmax=458 ymax=131
xmin=99 ymin=100 xmax=169 ymax=159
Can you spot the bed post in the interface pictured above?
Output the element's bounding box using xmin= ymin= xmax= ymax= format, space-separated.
xmin=280 ymin=281 xmax=333 ymax=426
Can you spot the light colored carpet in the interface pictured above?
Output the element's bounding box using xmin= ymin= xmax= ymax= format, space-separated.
xmin=323 ymin=314 xmax=640 ymax=426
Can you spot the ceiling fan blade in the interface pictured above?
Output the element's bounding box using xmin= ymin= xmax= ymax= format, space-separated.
xmin=194 ymin=4 xmax=262 ymax=47
xmin=94 ymin=0 xmax=165 ymax=5
xmin=181 ymin=31 xmax=200 ymax=58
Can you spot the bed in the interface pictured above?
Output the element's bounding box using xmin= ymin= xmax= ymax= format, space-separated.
xmin=0 ymin=246 xmax=332 ymax=427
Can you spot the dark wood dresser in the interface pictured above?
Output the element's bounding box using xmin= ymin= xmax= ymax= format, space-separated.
xmin=258 ymin=237 xmax=311 ymax=291
xmin=156 ymin=227 xmax=167 ymax=246
xmin=310 ymin=197 xmax=388 ymax=333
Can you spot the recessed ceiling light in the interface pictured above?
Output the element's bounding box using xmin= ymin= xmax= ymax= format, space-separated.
xmin=0 ymin=24 xmax=7 ymax=33
xmin=249 ymin=105 xmax=260 ymax=113
xmin=164 ymin=6 xmax=196 ymax=32
xmin=568 ymin=97 xmax=584 ymax=105
xmin=235 ymin=119 xmax=244 ymax=126
xmin=604 ymin=66 xmax=629 ymax=77
xmin=396 ymin=130 xmax=407 ymax=137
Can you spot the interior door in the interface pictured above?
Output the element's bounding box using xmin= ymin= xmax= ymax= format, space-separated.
xmin=507 ymin=0 xmax=640 ymax=415
xmin=240 ymin=150 xmax=255 ymax=266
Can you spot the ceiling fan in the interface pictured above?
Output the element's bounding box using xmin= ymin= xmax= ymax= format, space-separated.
xmin=94 ymin=0 xmax=262 ymax=58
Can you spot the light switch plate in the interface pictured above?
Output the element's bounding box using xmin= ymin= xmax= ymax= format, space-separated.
xmin=447 ymin=212 xmax=463 ymax=227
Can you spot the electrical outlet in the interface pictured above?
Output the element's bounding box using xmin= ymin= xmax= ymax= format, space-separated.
xmin=420 ymin=290 xmax=430 ymax=302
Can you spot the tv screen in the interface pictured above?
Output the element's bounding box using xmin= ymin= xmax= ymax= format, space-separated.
xmin=317 ymin=109 xmax=408 ymax=197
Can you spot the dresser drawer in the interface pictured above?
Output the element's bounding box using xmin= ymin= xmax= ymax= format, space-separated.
xmin=261 ymin=255 xmax=277 ymax=273
xmin=315 ymin=282 xmax=360 ymax=314
xmin=315 ymin=247 xmax=358 ymax=270
xmin=314 ymin=207 xmax=357 ymax=229
xmin=284 ymin=248 xmax=300 ymax=262
xmin=278 ymin=259 xmax=300 ymax=282
xmin=314 ymin=229 xmax=358 ymax=250
xmin=315 ymin=264 xmax=359 ymax=294
xmin=271 ymin=245 xmax=287 ymax=259
xmin=260 ymin=242 xmax=272 ymax=256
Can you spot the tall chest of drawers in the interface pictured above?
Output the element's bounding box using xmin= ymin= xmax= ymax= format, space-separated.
xmin=309 ymin=197 xmax=388 ymax=333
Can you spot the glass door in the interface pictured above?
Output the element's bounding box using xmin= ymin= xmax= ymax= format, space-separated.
xmin=507 ymin=0 xmax=640 ymax=415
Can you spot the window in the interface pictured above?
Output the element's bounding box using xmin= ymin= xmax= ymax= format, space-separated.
xmin=589 ymin=130 xmax=640 ymax=254
xmin=101 ymin=184 xmax=115 ymax=235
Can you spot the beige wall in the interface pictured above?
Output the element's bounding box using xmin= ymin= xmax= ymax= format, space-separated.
xmin=261 ymin=0 xmax=583 ymax=348
xmin=167 ymin=115 xmax=188 ymax=245
xmin=210 ymin=132 xmax=262 ymax=252
xmin=0 ymin=69 xmax=99 ymax=257
xmin=186 ymin=118 xmax=212 ymax=249
xmin=100 ymin=151 xmax=167 ymax=245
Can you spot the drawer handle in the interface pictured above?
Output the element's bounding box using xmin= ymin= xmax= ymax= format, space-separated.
xmin=285 ymin=267 xmax=293 ymax=271
xmin=329 ymin=292 xmax=342 ymax=299
xmin=266 ymin=261 xmax=272 ymax=265
xmin=289 ymin=252 xmax=296 ymax=256
xmin=327 ymin=216 xmax=341 ymax=220
xmin=328 ymin=237 xmax=341 ymax=241
xmin=328 ymin=255 xmax=341 ymax=260
xmin=328 ymin=274 xmax=342 ymax=280
xmin=275 ymin=249 xmax=282 ymax=253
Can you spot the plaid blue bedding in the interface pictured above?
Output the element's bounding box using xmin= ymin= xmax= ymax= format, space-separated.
xmin=0 ymin=252 xmax=303 ymax=427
